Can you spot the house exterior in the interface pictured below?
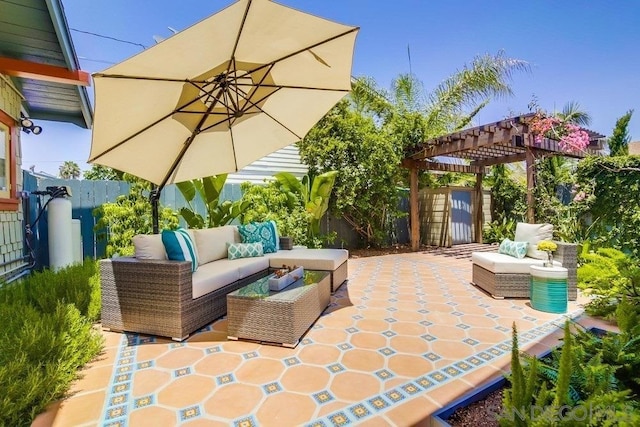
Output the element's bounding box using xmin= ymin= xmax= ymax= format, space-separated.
xmin=0 ymin=0 xmax=92 ymax=281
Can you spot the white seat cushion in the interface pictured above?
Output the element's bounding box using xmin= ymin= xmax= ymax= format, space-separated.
xmin=266 ymin=248 xmax=348 ymax=271
xmin=472 ymin=251 xmax=560 ymax=274
xmin=191 ymin=259 xmax=240 ymax=299
xmin=232 ymin=256 xmax=270 ymax=279
xmin=193 ymin=226 xmax=240 ymax=265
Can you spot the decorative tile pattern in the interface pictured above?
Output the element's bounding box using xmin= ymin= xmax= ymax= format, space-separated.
xmin=180 ymin=405 xmax=201 ymax=421
xmin=313 ymin=390 xmax=335 ymax=404
xmin=263 ymin=382 xmax=282 ymax=394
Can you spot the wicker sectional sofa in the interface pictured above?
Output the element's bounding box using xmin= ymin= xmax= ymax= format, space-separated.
xmin=100 ymin=225 xmax=348 ymax=341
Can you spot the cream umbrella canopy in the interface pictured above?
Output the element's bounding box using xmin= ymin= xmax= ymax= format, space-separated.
xmin=88 ymin=0 xmax=359 ymax=231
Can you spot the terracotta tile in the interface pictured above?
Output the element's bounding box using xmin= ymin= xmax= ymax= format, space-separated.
xmin=466 ymin=327 xmax=509 ymax=345
xmin=204 ymin=383 xmax=263 ymax=419
xmin=341 ymin=349 xmax=385 ymax=372
xmin=256 ymin=392 xmax=316 ymax=426
xmin=297 ymin=344 xmax=341 ymax=365
xmin=316 ymin=400 xmax=351 ymax=417
xmin=68 ymin=364 xmax=114 ymax=395
xmin=133 ymin=368 xmax=172 ymax=396
xmin=392 ymin=310 xmax=424 ymax=322
xmin=280 ymin=365 xmax=331 ymax=393
xmin=220 ymin=340 xmax=261 ymax=353
xmin=194 ymin=353 xmax=243 ymax=376
xmin=331 ymin=371 xmax=381 ymax=401
xmin=430 ymin=340 xmax=475 ymax=360
xmin=235 ymin=358 xmax=285 ymax=384
xmin=459 ymin=364 xmax=506 ymax=388
xmin=350 ymin=332 xmax=388 ymax=350
xmin=157 ymin=374 xmax=215 ymax=408
xmin=136 ymin=344 xmax=170 ymax=361
xmin=211 ymin=318 xmax=228 ymax=332
xmin=320 ymin=314 xmax=356 ymax=328
xmin=356 ymin=415 xmax=394 ymax=426
xmin=182 ymin=419 xmax=229 ymax=427
xmin=394 ymin=301 xmax=424 ymax=311
xmin=389 ymin=335 xmax=430 ymax=354
xmin=385 ymin=395 xmax=438 ymax=427
xmin=156 ymin=347 xmax=205 ymax=369
xmin=387 ymin=354 xmax=433 ymax=378
xmin=89 ymin=346 xmax=117 ymax=367
xmin=359 ymin=308 xmax=391 ymax=320
xmin=356 ymin=319 xmax=390 ymax=333
xmin=306 ymin=328 xmax=348 ymax=344
xmin=424 ymin=379 xmax=476 ymax=408
xmin=427 ymin=324 xmax=467 ymax=341
xmin=391 ymin=321 xmax=427 ymax=336
xmin=32 ymin=401 xmax=61 ymax=427
xmin=101 ymin=330 xmax=124 ymax=348
xmin=457 ymin=314 xmax=498 ymax=328
xmin=129 ymin=406 xmax=177 ymax=426
xmin=383 ymin=377 xmax=411 ymax=391
xmin=258 ymin=344 xmax=297 ymax=359
xmin=52 ymin=390 xmax=104 ymax=427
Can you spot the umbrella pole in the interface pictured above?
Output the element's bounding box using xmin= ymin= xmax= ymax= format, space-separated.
xmin=150 ymin=185 xmax=161 ymax=234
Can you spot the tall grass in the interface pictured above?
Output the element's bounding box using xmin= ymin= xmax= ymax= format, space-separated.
xmin=0 ymin=261 xmax=103 ymax=427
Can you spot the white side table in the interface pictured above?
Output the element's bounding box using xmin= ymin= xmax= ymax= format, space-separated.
xmin=530 ymin=265 xmax=568 ymax=313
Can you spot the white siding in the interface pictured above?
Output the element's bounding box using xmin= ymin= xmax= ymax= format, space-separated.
xmin=226 ymin=144 xmax=308 ymax=185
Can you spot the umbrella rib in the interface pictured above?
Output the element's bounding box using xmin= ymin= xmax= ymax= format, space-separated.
xmin=243 ymin=26 xmax=359 ymax=77
xmin=230 ymin=0 xmax=253 ymax=62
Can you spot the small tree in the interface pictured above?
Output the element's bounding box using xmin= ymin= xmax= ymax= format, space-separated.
xmin=608 ymin=109 xmax=634 ymax=156
xmin=59 ymin=161 xmax=81 ymax=179
xmin=84 ymin=165 xmax=124 ymax=181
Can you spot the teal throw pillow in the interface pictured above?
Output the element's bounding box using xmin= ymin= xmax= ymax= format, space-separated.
xmin=161 ymin=228 xmax=198 ymax=272
xmin=227 ymin=242 xmax=264 ymax=260
xmin=237 ymin=220 xmax=279 ymax=253
xmin=498 ymin=238 xmax=529 ymax=259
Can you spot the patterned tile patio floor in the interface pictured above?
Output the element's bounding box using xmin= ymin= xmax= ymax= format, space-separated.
xmin=36 ymin=251 xmax=613 ymax=427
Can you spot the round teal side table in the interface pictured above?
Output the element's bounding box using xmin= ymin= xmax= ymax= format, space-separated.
xmin=530 ymin=265 xmax=568 ymax=313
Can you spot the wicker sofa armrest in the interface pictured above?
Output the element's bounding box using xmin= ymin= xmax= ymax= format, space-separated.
xmin=100 ymin=257 xmax=194 ymax=338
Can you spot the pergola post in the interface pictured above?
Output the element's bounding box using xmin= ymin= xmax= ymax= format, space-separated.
xmin=410 ymin=166 xmax=420 ymax=251
xmin=526 ymin=147 xmax=535 ymax=223
xmin=475 ymin=172 xmax=484 ymax=243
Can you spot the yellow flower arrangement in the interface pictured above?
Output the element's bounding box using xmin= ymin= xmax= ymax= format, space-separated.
xmin=537 ymin=240 xmax=558 ymax=252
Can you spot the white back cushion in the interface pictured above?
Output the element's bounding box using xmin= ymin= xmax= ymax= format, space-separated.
xmin=514 ymin=222 xmax=554 ymax=260
xmin=193 ymin=226 xmax=240 ymax=265
xmin=133 ymin=234 xmax=167 ymax=260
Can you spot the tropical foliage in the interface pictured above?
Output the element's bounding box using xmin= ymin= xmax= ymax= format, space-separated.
xmin=83 ymin=164 xmax=124 ymax=181
xmin=94 ymin=175 xmax=178 ymax=257
xmin=301 ymin=51 xmax=529 ymax=247
xmin=176 ymin=174 xmax=248 ymax=229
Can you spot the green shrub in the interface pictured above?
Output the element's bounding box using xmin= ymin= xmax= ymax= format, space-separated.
xmin=482 ymin=218 xmax=517 ymax=244
xmin=0 ymin=262 xmax=104 ymax=426
xmin=0 ymin=260 xmax=101 ymax=321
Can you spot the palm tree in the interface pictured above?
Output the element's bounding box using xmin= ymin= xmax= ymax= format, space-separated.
xmin=59 ymin=161 xmax=81 ymax=179
xmin=557 ymin=101 xmax=591 ymax=127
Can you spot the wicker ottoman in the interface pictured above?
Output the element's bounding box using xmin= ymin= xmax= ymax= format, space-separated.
xmin=226 ymin=270 xmax=330 ymax=347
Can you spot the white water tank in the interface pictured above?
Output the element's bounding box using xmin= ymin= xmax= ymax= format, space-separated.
xmin=48 ymin=197 xmax=73 ymax=271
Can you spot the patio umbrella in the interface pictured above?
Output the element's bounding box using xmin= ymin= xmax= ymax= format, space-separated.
xmin=88 ymin=0 xmax=359 ymax=231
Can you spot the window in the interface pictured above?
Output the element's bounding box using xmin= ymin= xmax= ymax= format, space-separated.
xmin=0 ymin=110 xmax=17 ymax=210
xmin=0 ymin=123 xmax=8 ymax=196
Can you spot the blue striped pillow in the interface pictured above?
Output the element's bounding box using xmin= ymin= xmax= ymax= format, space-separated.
xmin=161 ymin=228 xmax=198 ymax=272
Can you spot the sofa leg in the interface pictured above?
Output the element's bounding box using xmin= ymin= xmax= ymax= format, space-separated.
xmin=172 ymin=335 xmax=188 ymax=342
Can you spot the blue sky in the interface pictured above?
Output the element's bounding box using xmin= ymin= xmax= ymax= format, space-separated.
xmin=22 ymin=0 xmax=640 ymax=176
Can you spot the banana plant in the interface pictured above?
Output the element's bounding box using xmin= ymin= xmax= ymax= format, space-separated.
xmin=274 ymin=171 xmax=338 ymax=236
xmin=176 ymin=174 xmax=249 ymax=228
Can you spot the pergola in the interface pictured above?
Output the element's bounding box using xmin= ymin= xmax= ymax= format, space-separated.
xmin=402 ymin=114 xmax=605 ymax=251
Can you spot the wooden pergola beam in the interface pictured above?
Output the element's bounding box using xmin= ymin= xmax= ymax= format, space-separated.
xmin=402 ymin=159 xmax=486 ymax=174
xmin=471 ymin=152 xmax=527 ymax=167
xmin=0 ymin=57 xmax=91 ymax=86
xmin=410 ymin=127 xmax=516 ymax=159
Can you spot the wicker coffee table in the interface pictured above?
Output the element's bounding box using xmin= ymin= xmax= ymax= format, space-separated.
xmin=226 ymin=270 xmax=331 ymax=347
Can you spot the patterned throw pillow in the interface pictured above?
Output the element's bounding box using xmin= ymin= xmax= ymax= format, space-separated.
xmin=498 ymin=238 xmax=529 ymax=259
xmin=237 ymin=221 xmax=279 ymax=253
xmin=227 ymin=242 xmax=264 ymax=260
xmin=161 ymin=228 xmax=198 ymax=272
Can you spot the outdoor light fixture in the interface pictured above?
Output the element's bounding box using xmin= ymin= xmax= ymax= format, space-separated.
xmin=20 ymin=113 xmax=43 ymax=135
